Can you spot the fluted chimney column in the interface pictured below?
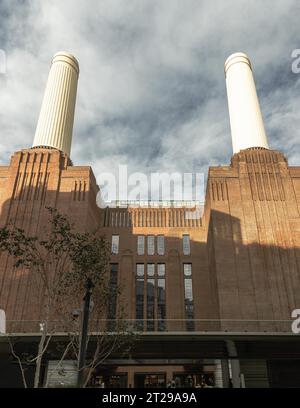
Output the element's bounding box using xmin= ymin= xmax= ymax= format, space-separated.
xmin=224 ymin=52 xmax=269 ymax=154
xmin=32 ymin=51 xmax=79 ymax=156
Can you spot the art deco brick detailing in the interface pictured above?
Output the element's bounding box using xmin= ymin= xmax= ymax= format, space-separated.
xmin=32 ymin=52 xmax=79 ymax=156
xmin=236 ymin=148 xmax=286 ymax=202
xmin=102 ymin=207 xmax=203 ymax=228
xmin=207 ymin=148 xmax=300 ymax=332
xmin=225 ymin=52 xmax=269 ymax=153
xmin=2 ymin=147 xmax=300 ymax=333
xmin=210 ymin=180 xmax=228 ymax=201
xmin=73 ymin=180 xmax=87 ymax=201
xmin=0 ymin=147 xmax=100 ymax=323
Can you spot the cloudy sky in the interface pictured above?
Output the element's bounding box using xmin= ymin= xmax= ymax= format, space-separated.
xmin=0 ymin=0 xmax=299 ymax=199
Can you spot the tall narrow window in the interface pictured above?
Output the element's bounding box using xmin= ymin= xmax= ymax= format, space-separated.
xmin=111 ymin=235 xmax=119 ymax=254
xmin=107 ymin=264 xmax=118 ymax=330
xmin=183 ymin=234 xmax=190 ymax=255
xmin=183 ymin=263 xmax=194 ymax=331
xmin=147 ymin=263 xmax=155 ymax=331
xmin=157 ymin=264 xmax=166 ymax=331
xmin=136 ymin=264 xmax=144 ymax=330
xmin=147 ymin=235 xmax=155 ymax=255
xmin=157 ymin=235 xmax=165 ymax=255
xmin=137 ymin=236 xmax=145 ymax=255
xmin=135 ymin=264 xmax=167 ymax=332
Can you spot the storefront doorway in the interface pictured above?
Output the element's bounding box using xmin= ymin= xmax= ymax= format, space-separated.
xmin=89 ymin=373 xmax=127 ymax=388
xmin=172 ymin=372 xmax=215 ymax=388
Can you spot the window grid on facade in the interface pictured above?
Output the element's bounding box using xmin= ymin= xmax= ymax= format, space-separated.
xmin=135 ymin=263 xmax=166 ymax=332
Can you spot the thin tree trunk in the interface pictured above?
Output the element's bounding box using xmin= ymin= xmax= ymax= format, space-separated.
xmin=8 ymin=337 xmax=28 ymax=388
xmin=44 ymin=340 xmax=73 ymax=388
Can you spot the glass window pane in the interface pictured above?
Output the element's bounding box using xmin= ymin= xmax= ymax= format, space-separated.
xmin=157 ymin=278 xmax=166 ymax=332
xmin=184 ymin=263 xmax=192 ymax=276
xmin=184 ymin=278 xmax=193 ymax=301
xmin=137 ymin=236 xmax=145 ymax=255
xmin=147 ymin=279 xmax=155 ymax=331
xmin=157 ymin=235 xmax=165 ymax=255
xmin=136 ymin=264 xmax=144 ymax=276
xmin=184 ymin=275 xmax=194 ymax=331
xmin=157 ymin=278 xmax=166 ymax=331
xmin=147 ymin=263 xmax=155 ymax=277
xmin=111 ymin=235 xmax=119 ymax=254
xmin=157 ymin=263 xmax=165 ymax=277
xmin=147 ymin=235 xmax=155 ymax=255
xmin=183 ymin=234 xmax=190 ymax=255
xmin=136 ymin=277 xmax=144 ymax=331
xmin=157 ymin=278 xmax=165 ymax=301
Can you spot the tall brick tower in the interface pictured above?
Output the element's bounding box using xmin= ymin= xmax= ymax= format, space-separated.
xmin=206 ymin=53 xmax=300 ymax=332
xmin=0 ymin=52 xmax=100 ymax=323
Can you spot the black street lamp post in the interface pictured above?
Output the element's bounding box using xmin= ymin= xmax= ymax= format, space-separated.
xmin=77 ymin=278 xmax=94 ymax=388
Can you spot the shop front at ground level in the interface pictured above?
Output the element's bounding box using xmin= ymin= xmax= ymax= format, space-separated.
xmin=1 ymin=332 xmax=300 ymax=387
xmin=89 ymin=361 xmax=218 ymax=388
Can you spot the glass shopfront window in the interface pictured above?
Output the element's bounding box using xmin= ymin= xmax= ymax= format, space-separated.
xmin=134 ymin=373 xmax=166 ymax=388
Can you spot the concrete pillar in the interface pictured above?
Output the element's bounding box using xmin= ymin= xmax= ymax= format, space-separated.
xmin=214 ymin=359 xmax=224 ymax=388
xmin=127 ymin=368 xmax=134 ymax=388
xmin=32 ymin=52 xmax=79 ymax=156
xmin=230 ymin=359 xmax=242 ymax=388
xmin=226 ymin=340 xmax=242 ymax=388
xmin=166 ymin=368 xmax=173 ymax=384
xmin=221 ymin=359 xmax=230 ymax=388
xmin=224 ymin=52 xmax=269 ymax=154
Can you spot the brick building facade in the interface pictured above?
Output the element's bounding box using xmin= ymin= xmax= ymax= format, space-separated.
xmin=0 ymin=52 xmax=300 ymax=387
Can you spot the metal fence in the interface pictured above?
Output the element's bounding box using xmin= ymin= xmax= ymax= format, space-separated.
xmin=2 ymin=318 xmax=294 ymax=335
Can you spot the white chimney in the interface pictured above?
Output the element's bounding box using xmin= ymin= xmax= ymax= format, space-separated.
xmin=224 ymin=52 xmax=269 ymax=154
xmin=32 ymin=51 xmax=79 ymax=156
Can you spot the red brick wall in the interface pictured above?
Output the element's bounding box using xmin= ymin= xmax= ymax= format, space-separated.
xmin=1 ymin=146 xmax=299 ymax=333
xmin=206 ymin=148 xmax=300 ymax=331
xmin=0 ymin=148 xmax=100 ymax=325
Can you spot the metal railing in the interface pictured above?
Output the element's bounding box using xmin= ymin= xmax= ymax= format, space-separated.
xmin=1 ymin=318 xmax=294 ymax=335
xmin=110 ymin=200 xmax=204 ymax=208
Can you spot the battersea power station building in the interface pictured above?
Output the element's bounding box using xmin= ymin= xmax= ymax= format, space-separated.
xmin=1 ymin=51 xmax=300 ymax=388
